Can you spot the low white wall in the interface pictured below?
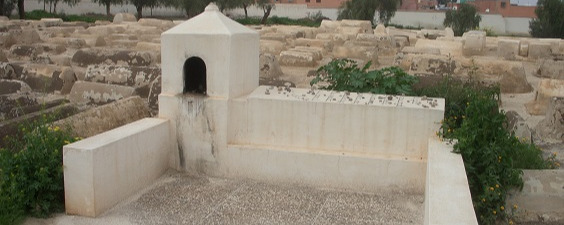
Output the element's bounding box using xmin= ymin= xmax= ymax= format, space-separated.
xmin=234 ymin=86 xmax=445 ymax=159
xmin=389 ymin=11 xmax=531 ymax=35
xmin=63 ymin=118 xmax=172 ymax=217
xmin=425 ymin=138 xmax=478 ymax=225
xmin=24 ymin=0 xmax=183 ymax=17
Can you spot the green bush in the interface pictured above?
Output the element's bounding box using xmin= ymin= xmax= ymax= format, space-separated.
xmin=444 ymin=3 xmax=481 ymax=36
xmin=24 ymin=10 xmax=108 ymax=23
xmin=236 ymin=16 xmax=321 ymax=27
xmin=418 ymin=76 xmax=556 ymax=224
xmin=529 ymin=0 xmax=564 ymax=38
xmin=310 ymin=59 xmax=418 ymax=95
xmin=0 ymin=114 xmax=77 ymax=224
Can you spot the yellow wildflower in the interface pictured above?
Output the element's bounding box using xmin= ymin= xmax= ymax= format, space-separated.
xmin=64 ymin=140 xmax=70 ymax=144
xmin=489 ymin=187 xmax=494 ymax=191
xmin=493 ymin=210 xmax=497 ymax=215
xmin=482 ymin=198 xmax=486 ymax=202
xmin=513 ymin=204 xmax=518 ymax=209
xmin=496 ymin=184 xmax=500 ymax=188
xmin=501 ymin=206 xmax=505 ymax=211
xmin=54 ymin=126 xmax=60 ymax=132
xmin=509 ymin=220 xmax=514 ymax=225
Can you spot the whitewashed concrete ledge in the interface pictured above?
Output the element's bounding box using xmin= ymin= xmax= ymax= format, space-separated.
xmin=63 ymin=118 xmax=172 ymax=217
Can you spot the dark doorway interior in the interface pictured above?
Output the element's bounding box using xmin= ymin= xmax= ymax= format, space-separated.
xmin=183 ymin=57 xmax=206 ymax=95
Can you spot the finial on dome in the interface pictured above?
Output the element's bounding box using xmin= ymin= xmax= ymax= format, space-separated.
xmin=205 ymin=3 xmax=219 ymax=12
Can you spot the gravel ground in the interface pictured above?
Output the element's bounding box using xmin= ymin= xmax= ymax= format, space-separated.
xmin=24 ymin=171 xmax=424 ymax=225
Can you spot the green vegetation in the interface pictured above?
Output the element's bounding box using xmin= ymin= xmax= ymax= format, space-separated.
xmin=529 ymin=0 xmax=564 ymax=38
xmin=0 ymin=114 xmax=78 ymax=225
xmin=337 ymin=0 xmax=400 ymax=24
xmin=417 ymin=75 xmax=556 ymax=225
xmin=312 ymin=58 xmax=557 ymax=225
xmin=24 ymin=10 xmax=109 ymax=22
xmin=310 ymin=59 xmax=418 ymax=95
xmin=443 ymin=3 xmax=481 ymax=36
xmin=236 ymin=15 xmax=323 ymax=27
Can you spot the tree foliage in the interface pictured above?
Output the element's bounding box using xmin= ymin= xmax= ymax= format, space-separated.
xmin=171 ymin=0 xmax=210 ymax=18
xmin=129 ymin=0 xmax=158 ymax=18
xmin=92 ymin=0 xmax=123 ymax=17
xmin=529 ymin=0 xmax=564 ymax=38
xmin=337 ymin=0 xmax=400 ymax=25
xmin=443 ymin=3 xmax=481 ymax=36
xmin=0 ymin=0 xmax=16 ymax=16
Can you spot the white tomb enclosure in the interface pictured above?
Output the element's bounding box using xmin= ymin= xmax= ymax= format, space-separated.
xmin=63 ymin=4 xmax=477 ymax=224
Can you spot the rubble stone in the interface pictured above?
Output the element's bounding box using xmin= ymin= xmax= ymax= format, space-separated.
xmin=534 ymin=97 xmax=564 ymax=143
xmin=526 ymin=79 xmax=564 ymax=115
xmin=535 ymin=59 xmax=564 ymax=80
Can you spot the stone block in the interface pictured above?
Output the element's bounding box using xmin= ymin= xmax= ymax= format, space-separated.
xmin=0 ymin=62 xmax=16 ymax=79
xmin=113 ymin=13 xmax=137 ymax=23
xmin=535 ymin=59 xmax=564 ymax=80
xmin=34 ymin=43 xmax=66 ymax=54
xmin=56 ymin=96 xmax=150 ymax=138
xmin=137 ymin=18 xmax=175 ymax=30
xmin=291 ymin=46 xmax=323 ymax=60
xmin=0 ymin=79 xmax=31 ymax=95
xmin=135 ymin=42 xmax=161 ymax=52
xmin=444 ymin=27 xmax=454 ymax=40
xmin=260 ymin=40 xmax=285 ymax=55
xmin=315 ymin=33 xmax=333 ymax=40
xmin=69 ymin=81 xmax=136 ymax=105
xmin=340 ymin=20 xmax=372 ymax=31
xmin=519 ymin=40 xmax=529 ymax=57
xmin=319 ymin=20 xmax=340 ymax=31
xmin=293 ymin=38 xmax=333 ymax=52
xmin=84 ymin=65 xmax=160 ymax=97
xmin=8 ymin=29 xmax=41 ymax=45
xmin=260 ymin=33 xmax=288 ymax=42
xmin=462 ymin=30 xmax=486 ymax=56
xmin=528 ymin=42 xmax=552 ymax=59
xmin=525 ymin=79 xmax=564 ymax=115
xmin=259 ymin=53 xmax=283 ymax=79
xmin=40 ymin=18 xmax=63 ymax=27
xmin=498 ymin=39 xmax=520 ymax=60
xmin=505 ymin=111 xmax=532 ymax=141
xmin=0 ymin=32 xmax=16 ymax=48
xmin=401 ymin=47 xmax=440 ymax=55
xmin=279 ymin=50 xmax=316 ymax=67
xmin=86 ymin=25 xmax=126 ymax=36
xmin=0 ymin=50 xmax=6 ymax=62
xmin=9 ymin=44 xmax=42 ymax=60
xmin=71 ymin=49 xmax=155 ymax=68
xmin=47 ymin=37 xmax=87 ymax=49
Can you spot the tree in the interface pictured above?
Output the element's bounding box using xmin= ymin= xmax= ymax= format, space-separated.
xmin=129 ymin=0 xmax=158 ymax=19
xmin=1 ymin=0 xmax=17 ymax=16
xmin=529 ymin=0 xmax=564 ymax=38
xmin=17 ymin=0 xmax=23 ymax=19
xmin=337 ymin=0 xmax=400 ymax=25
xmin=92 ymin=0 xmax=123 ymax=17
xmin=443 ymin=3 xmax=481 ymax=36
xmin=47 ymin=0 xmax=80 ymax=14
xmin=256 ymin=0 xmax=274 ymax=24
xmin=172 ymin=0 xmax=210 ymax=18
xmin=213 ymin=0 xmax=253 ymax=17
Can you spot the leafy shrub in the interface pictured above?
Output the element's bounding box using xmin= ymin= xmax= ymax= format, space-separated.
xmin=236 ymin=16 xmax=321 ymax=27
xmin=310 ymin=59 xmax=418 ymax=95
xmin=0 ymin=114 xmax=77 ymax=224
xmin=444 ymin=3 xmax=481 ymax=36
xmin=24 ymin=10 xmax=108 ymax=23
xmin=529 ymin=0 xmax=564 ymax=38
xmin=418 ymin=76 xmax=556 ymax=224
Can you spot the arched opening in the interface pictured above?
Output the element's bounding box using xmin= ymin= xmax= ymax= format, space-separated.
xmin=183 ymin=57 xmax=206 ymax=95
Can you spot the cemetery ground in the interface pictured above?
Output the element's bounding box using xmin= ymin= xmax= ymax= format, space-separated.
xmin=0 ymin=9 xmax=563 ymax=225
